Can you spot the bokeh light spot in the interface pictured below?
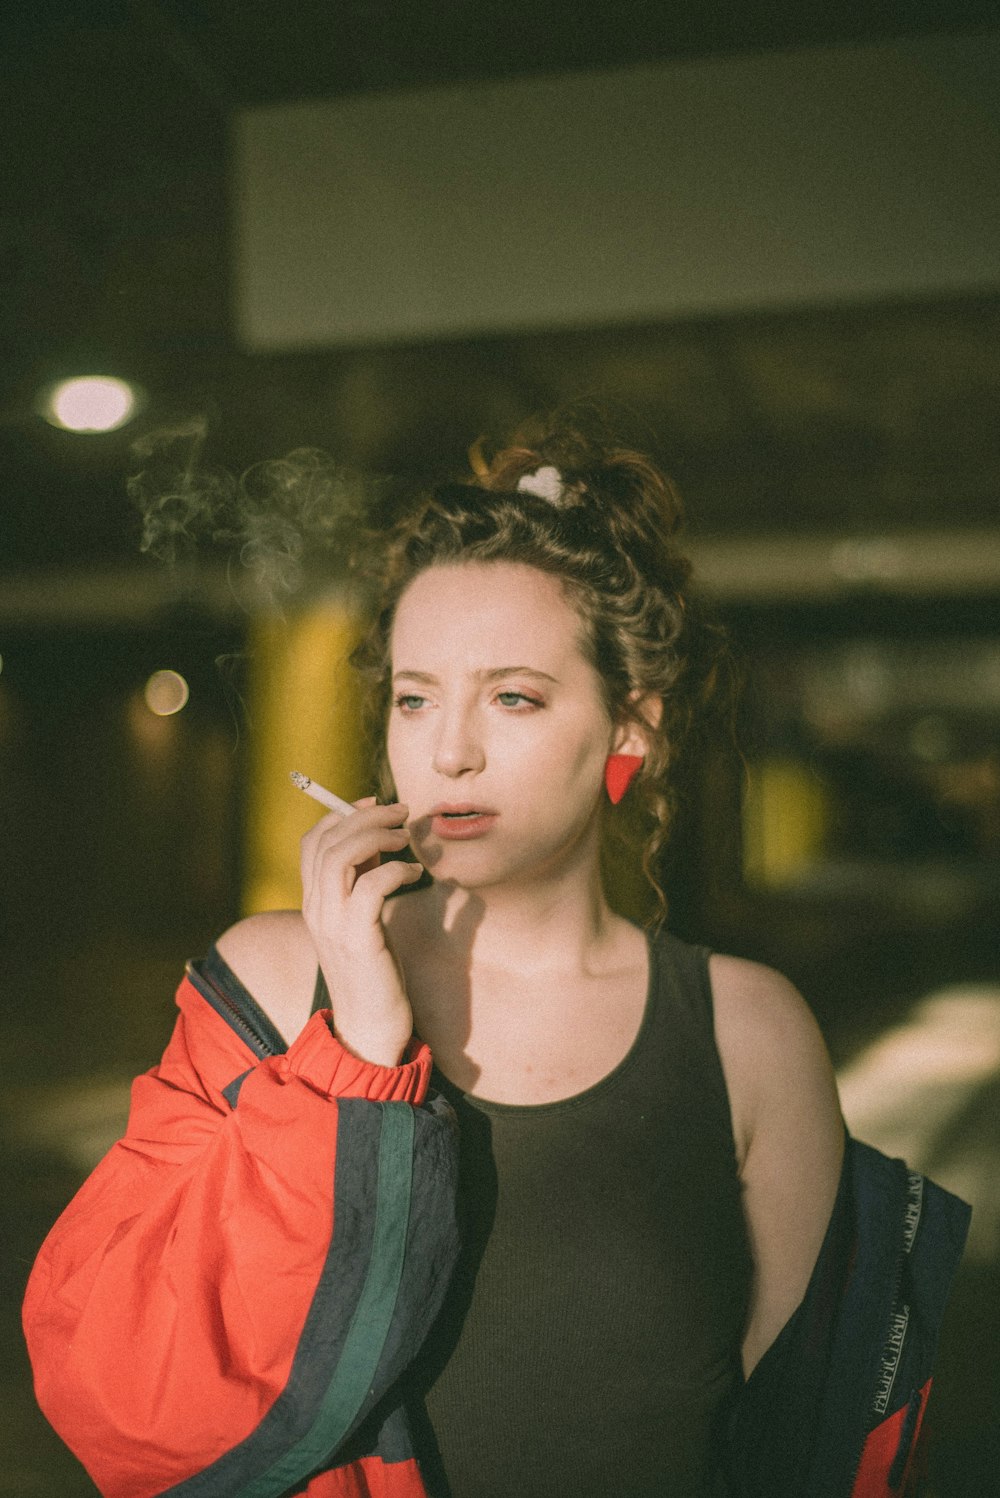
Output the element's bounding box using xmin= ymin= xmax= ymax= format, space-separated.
xmin=44 ymin=376 xmax=139 ymax=433
xmin=144 ymin=669 xmax=189 ymax=716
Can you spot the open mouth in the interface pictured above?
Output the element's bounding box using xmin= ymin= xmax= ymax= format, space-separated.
xmin=432 ymin=803 xmax=497 ymax=818
xmin=430 ymin=805 xmax=499 ymax=838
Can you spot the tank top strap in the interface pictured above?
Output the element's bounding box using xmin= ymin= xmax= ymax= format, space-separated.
xmin=310 ymin=966 xmax=329 ymax=1015
xmin=647 ymin=926 xmax=714 ymax=1030
xmin=637 ymin=926 xmax=734 ymax=1126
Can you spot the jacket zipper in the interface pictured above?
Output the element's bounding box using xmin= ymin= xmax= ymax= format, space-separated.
xmin=185 ymin=959 xmax=282 ymax=1060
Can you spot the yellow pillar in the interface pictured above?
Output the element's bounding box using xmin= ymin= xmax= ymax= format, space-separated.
xmin=243 ymin=596 xmax=371 ymax=914
xmin=742 ymin=757 xmax=830 ymax=888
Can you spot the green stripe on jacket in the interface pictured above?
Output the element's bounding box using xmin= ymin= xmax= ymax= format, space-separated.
xmin=237 ymin=1102 xmax=416 ymax=1498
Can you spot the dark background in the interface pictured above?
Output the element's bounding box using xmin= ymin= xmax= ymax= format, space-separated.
xmin=2 ymin=4 xmax=998 ymax=1493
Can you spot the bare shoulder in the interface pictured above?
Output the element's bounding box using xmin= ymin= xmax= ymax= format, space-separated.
xmin=708 ymin=954 xmax=842 ymax=1167
xmin=709 ymin=954 xmax=845 ymax=1372
xmin=215 ymin=910 xmax=319 ymax=1045
xmin=709 ymin=954 xmax=833 ymax=1056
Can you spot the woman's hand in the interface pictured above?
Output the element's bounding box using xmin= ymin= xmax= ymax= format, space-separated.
xmin=300 ymin=798 xmax=424 ymax=1066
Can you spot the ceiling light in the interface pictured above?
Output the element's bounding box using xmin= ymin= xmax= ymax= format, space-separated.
xmin=41 ymin=376 xmax=141 ymax=433
xmin=144 ymin=670 xmax=190 ymax=716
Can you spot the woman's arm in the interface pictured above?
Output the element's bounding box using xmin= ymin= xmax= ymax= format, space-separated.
xmin=22 ymin=948 xmax=459 ymax=1498
xmin=710 ymin=955 xmax=845 ymax=1377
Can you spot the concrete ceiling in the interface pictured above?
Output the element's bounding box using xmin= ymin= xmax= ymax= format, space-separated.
xmin=9 ymin=1 xmax=999 ymax=108
xmin=2 ymin=2 xmax=998 ymax=576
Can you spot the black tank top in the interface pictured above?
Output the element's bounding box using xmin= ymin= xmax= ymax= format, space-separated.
xmin=313 ymin=929 xmax=751 ymax=1496
xmin=401 ymin=928 xmax=752 ymax=1498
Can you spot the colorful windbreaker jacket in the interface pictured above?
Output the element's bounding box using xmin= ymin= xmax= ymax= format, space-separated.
xmin=23 ymin=949 xmax=971 ymax=1498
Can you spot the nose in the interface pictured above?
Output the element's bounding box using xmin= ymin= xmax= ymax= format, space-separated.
xmin=432 ymin=704 xmax=485 ymax=779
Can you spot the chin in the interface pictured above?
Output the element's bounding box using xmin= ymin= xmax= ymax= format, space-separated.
xmin=419 ymin=840 xmax=510 ymax=884
xmin=434 ymin=847 xmax=570 ymax=895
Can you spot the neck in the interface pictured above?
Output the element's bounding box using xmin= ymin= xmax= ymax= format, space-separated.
xmin=409 ymin=856 xmax=622 ymax=978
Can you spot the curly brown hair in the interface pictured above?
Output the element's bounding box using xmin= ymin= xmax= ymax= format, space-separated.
xmin=351 ymin=417 xmax=728 ymax=919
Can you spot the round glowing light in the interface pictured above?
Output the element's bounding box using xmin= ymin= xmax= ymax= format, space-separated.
xmin=144 ymin=670 xmax=189 ymax=716
xmin=44 ymin=376 xmax=139 ymax=433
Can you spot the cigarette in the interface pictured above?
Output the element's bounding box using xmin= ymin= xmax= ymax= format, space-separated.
xmin=289 ymin=771 xmax=357 ymax=817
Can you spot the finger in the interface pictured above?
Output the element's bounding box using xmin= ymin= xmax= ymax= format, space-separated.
xmin=349 ymin=858 xmax=426 ymax=920
xmin=340 ymin=830 xmax=412 ymax=895
xmin=303 ymin=805 xmax=409 ymax=870
xmin=355 ymin=801 xmax=409 ymax=825
xmin=300 ymin=808 xmax=347 ymax=889
xmin=305 ymin=802 xmax=408 ymax=846
xmin=309 ymin=825 xmax=412 ymax=898
xmin=301 ymin=801 xmax=398 ymax=870
xmin=302 ymin=804 xmax=410 ymax=897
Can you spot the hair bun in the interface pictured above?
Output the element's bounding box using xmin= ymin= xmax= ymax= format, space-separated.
xmin=476 ymin=414 xmax=684 ymax=548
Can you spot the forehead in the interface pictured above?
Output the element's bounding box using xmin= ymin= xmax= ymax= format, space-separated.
xmin=391 ymin=561 xmax=586 ymax=668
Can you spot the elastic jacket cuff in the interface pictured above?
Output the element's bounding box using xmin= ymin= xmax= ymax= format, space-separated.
xmin=283 ymin=1009 xmax=433 ymax=1102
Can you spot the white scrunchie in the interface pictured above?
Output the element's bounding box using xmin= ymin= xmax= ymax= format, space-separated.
xmin=516 ymin=465 xmax=565 ymax=504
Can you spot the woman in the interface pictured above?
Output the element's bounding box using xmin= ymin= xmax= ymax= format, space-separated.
xmin=24 ymin=423 xmax=968 ymax=1498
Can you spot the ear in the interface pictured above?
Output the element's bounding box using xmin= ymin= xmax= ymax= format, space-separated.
xmin=611 ymin=691 xmax=663 ymax=758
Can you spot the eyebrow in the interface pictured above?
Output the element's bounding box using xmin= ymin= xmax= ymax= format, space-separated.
xmin=392 ymin=666 xmax=559 ymax=685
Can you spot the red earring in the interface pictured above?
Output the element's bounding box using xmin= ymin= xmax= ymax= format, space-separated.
xmin=604 ymin=753 xmax=644 ymax=805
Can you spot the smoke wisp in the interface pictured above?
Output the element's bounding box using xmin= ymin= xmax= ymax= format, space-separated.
xmin=128 ymin=421 xmax=380 ymax=598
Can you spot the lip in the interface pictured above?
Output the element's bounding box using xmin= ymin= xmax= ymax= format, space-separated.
xmin=429 ymin=804 xmax=499 ymax=840
xmin=430 ymin=802 xmax=499 ymax=817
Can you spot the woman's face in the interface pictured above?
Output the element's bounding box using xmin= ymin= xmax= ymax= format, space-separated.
xmin=387 ymin=561 xmax=619 ymax=890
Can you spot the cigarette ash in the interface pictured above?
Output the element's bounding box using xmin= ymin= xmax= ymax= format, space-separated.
xmin=128 ymin=420 xmax=382 ymax=599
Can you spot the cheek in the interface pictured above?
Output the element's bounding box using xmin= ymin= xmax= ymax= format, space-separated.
xmin=384 ymin=715 xmax=445 ymax=799
xmin=384 ymin=718 xmax=412 ymax=790
xmin=521 ymin=721 xmax=607 ymax=802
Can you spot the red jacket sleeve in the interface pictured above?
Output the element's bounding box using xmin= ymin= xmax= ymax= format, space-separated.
xmin=22 ymin=972 xmax=460 ymax=1498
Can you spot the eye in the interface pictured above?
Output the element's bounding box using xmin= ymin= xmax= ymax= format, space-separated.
xmin=394 ymin=693 xmax=428 ymax=712
xmin=496 ymin=690 xmax=543 ymax=709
